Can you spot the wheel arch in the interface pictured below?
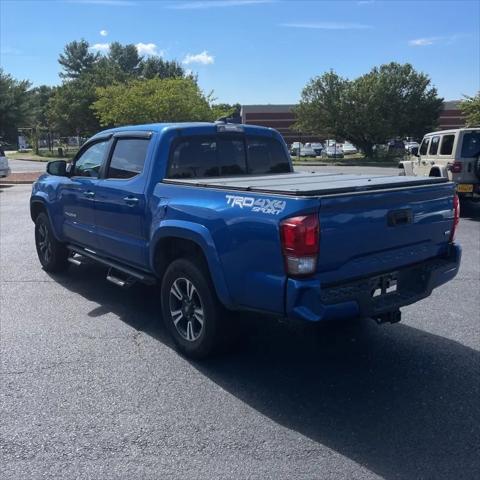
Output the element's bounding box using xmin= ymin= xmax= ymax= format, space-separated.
xmin=30 ymin=195 xmax=64 ymax=241
xmin=429 ymin=165 xmax=448 ymax=178
xmin=150 ymin=221 xmax=233 ymax=308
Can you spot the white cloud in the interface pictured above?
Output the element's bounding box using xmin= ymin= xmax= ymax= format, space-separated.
xmin=183 ymin=50 xmax=214 ymax=65
xmin=100 ymin=29 xmax=108 ymax=36
xmin=90 ymin=43 xmax=110 ymax=52
xmin=357 ymin=0 xmax=375 ymax=5
xmin=135 ymin=43 xmax=162 ymax=56
xmin=280 ymin=22 xmax=372 ymax=30
xmin=408 ymin=34 xmax=469 ymax=47
xmin=168 ymin=0 xmax=273 ymax=9
xmin=408 ymin=37 xmax=438 ymax=47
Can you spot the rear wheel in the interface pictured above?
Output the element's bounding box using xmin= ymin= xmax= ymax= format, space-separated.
xmin=34 ymin=212 xmax=69 ymax=272
xmin=161 ymin=257 xmax=228 ymax=359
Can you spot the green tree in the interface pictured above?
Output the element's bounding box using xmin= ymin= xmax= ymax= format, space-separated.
xmin=58 ymin=39 xmax=99 ymax=79
xmin=108 ymin=42 xmax=142 ymax=76
xmin=295 ymin=63 xmax=443 ymax=157
xmin=47 ymin=77 xmax=100 ymax=135
xmin=31 ymin=85 xmax=55 ymax=127
xmin=460 ymin=92 xmax=480 ymax=126
xmin=0 ymin=69 xmax=33 ymax=144
xmin=92 ymin=77 xmax=218 ymax=126
xmin=140 ymin=57 xmax=186 ymax=79
xmin=211 ymin=102 xmax=241 ymax=121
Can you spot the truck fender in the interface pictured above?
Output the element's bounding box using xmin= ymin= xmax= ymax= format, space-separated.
xmin=30 ymin=194 xmax=63 ymax=241
xmin=149 ymin=220 xmax=233 ymax=308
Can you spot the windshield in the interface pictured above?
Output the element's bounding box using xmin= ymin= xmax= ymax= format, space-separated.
xmin=461 ymin=131 xmax=480 ymax=158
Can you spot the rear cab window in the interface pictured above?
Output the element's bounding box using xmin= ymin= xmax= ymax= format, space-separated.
xmin=167 ymin=134 xmax=291 ymax=179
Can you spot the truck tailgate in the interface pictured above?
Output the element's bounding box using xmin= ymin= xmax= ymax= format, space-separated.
xmin=317 ymin=182 xmax=456 ymax=284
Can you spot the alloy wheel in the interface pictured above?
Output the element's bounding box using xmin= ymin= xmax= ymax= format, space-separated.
xmin=169 ymin=277 xmax=205 ymax=342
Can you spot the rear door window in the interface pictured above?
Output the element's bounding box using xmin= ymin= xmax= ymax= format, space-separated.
xmin=440 ymin=135 xmax=455 ymax=155
xmin=428 ymin=136 xmax=440 ymax=155
xmin=461 ymin=131 xmax=480 ymax=158
xmin=419 ymin=138 xmax=430 ymax=155
xmin=168 ymin=135 xmax=290 ymax=179
xmin=107 ymin=138 xmax=150 ymax=179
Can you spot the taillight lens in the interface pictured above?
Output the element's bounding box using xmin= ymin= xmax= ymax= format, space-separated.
xmin=449 ymin=193 xmax=460 ymax=242
xmin=280 ymin=214 xmax=319 ymax=276
xmin=450 ymin=162 xmax=462 ymax=173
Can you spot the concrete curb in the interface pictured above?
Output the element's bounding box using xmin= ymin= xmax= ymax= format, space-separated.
xmin=0 ymin=172 xmax=41 ymax=185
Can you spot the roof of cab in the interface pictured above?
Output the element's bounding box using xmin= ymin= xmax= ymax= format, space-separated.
xmin=92 ymin=122 xmax=276 ymax=138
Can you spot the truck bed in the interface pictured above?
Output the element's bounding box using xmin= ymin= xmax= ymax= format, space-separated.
xmin=163 ymin=171 xmax=448 ymax=196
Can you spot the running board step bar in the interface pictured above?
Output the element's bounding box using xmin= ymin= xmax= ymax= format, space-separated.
xmin=67 ymin=245 xmax=156 ymax=285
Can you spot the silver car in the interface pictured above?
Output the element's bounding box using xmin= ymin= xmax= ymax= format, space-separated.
xmin=0 ymin=148 xmax=11 ymax=177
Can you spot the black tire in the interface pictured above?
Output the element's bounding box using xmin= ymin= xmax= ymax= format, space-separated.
xmin=161 ymin=257 xmax=228 ymax=359
xmin=34 ymin=212 xmax=69 ymax=272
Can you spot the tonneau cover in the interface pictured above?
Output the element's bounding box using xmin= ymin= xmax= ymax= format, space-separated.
xmin=163 ymin=171 xmax=449 ymax=196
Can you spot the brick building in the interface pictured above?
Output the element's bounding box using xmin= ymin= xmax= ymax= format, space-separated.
xmin=241 ymin=101 xmax=465 ymax=145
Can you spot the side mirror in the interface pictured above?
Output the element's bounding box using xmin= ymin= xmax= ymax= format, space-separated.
xmin=46 ymin=160 xmax=68 ymax=176
xmin=411 ymin=147 xmax=419 ymax=157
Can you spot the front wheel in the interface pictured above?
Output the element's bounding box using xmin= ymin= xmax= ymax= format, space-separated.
xmin=161 ymin=257 xmax=228 ymax=359
xmin=34 ymin=212 xmax=69 ymax=272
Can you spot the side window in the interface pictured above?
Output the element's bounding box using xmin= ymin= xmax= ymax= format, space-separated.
xmin=107 ymin=138 xmax=149 ymax=179
xmin=73 ymin=141 xmax=108 ymax=178
xmin=440 ymin=135 xmax=455 ymax=155
xmin=428 ymin=136 xmax=440 ymax=155
xmin=419 ymin=138 xmax=430 ymax=156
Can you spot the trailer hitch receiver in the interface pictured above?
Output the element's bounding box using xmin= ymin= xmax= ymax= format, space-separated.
xmin=373 ymin=310 xmax=402 ymax=324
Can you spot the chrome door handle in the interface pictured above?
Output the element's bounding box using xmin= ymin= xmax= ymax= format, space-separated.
xmin=123 ymin=196 xmax=139 ymax=206
xmin=83 ymin=190 xmax=95 ymax=198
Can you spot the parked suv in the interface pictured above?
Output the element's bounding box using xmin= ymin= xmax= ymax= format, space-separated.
xmin=399 ymin=128 xmax=480 ymax=201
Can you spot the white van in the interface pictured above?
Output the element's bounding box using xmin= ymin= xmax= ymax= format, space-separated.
xmin=399 ymin=128 xmax=480 ymax=201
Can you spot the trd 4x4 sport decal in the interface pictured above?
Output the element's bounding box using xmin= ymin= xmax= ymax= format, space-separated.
xmin=226 ymin=195 xmax=286 ymax=215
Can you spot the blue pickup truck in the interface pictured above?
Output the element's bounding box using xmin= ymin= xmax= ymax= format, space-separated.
xmin=31 ymin=122 xmax=461 ymax=358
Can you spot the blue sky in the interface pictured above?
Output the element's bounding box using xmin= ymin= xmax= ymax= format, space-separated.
xmin=1 ymin=0 xmax=479 ymax=104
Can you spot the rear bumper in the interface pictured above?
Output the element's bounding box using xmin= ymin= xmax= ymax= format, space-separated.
xmin=285 ymin=244 xmax=462 ymax=322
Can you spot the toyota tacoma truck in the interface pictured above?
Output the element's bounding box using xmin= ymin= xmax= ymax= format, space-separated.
xmin=31 ymin=122 xmax=461 ymax=358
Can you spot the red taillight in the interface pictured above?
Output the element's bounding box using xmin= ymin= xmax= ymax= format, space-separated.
xmin=450 ymin=193 xmax=460 ymax=242
xmin=280 ymin=214 xmax=319 ymax=276
xmin=450 ymin=162 xmax=462 ymax=173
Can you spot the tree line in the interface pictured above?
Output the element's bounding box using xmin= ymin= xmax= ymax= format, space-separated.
xmin=1 ymin=40 xmax=479 ymax=153
xmin=0 ymin=39 xmax=239 ymax=146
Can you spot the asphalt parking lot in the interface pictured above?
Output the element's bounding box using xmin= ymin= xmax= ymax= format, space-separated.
xmin=1 ymin=184 xmax=479 ymax=479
